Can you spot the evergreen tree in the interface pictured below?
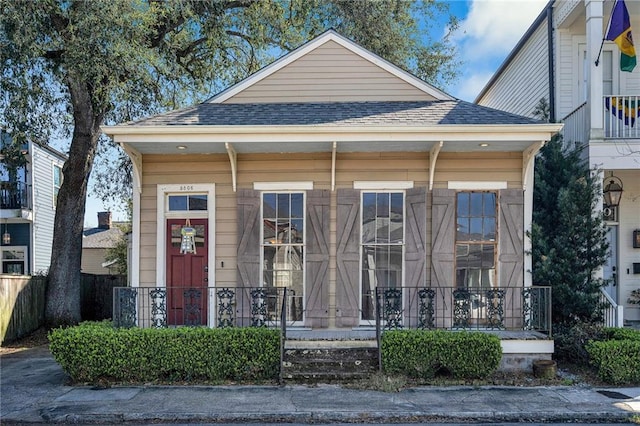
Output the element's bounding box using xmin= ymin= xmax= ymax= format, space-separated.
xmin=530 ymin=135 xmax=609 ymax=327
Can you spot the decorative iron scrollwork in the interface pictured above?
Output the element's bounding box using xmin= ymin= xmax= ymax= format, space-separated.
xmin=485 ymin=289 xmax=505 ymax=329
xmin=453 ymin=288 xmax=471 ymax=329
xmin=523 ymin=288 xmax=541 ymax=330
xmin=183 ymin=288 xmax=202 ymax=326
xmin=382 ymin=288 xmax=403 ymax=330
xmin=250 ymin=288 xmax=268 ymax=327
xmin=116 ymin=288 xmax=138 ymax=328
xmin=150 ymin=288 xmax=167 ymax=328
xmin=418 ymin=288 xmax=436 ymax=329
xmin=217 ymin=288 xmax=235 ymax=328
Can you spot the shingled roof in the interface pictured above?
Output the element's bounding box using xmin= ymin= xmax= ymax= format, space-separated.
xmin=126 ymin=100 xmax=542 ymax=127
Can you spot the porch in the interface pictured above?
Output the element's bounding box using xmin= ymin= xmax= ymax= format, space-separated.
xmin=112 ymin=285 xmax=552 ymax=335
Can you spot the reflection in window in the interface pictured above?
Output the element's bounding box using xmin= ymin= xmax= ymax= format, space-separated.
xmin=262 ymin=192 xmax=304 ymax=321
xmin=456 ymin=192 xmax=497 ymax=288
xmin=2 ymin=247 xmax=26 ymax=275
xmin=168 ymin=194 xmax=207 ymax=211
xmin=361 ymin=191 xmax=404 ymax=321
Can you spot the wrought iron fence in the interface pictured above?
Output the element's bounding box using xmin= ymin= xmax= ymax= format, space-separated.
xmin=374 ymin=286 xmax=551 ymax=336
xmin=113 ymin=286 xmax=300 ymax=329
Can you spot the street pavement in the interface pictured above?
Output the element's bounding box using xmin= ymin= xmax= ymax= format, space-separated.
xmin=1 ymin=345 xmax=639 ymax=424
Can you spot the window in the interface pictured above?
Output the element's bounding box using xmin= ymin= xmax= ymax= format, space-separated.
xmin=455 ymin=192 xmax=497 ymax=288
xmin=361 ymin=191 xmax=404 ymax=321
xmin=2 ymin=247 xmax=27 ymax=275
xmin=261 ymin=192 xmax=304 ymax=321
xmin=53 ymin=164 xmax=62 ymax=207
xmin=168 ymin=194 xmax=207 ymax=211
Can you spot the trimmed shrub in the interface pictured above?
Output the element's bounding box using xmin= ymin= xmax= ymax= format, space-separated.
xmin=381 ymin=330 xmax=501 ymax=379
xmin=586 ymin=339 xmax=640 ymax=385
xmin=603 ymin=327 xmax=640 ymax=342
xmin=49 ymin=322 xmax=280 ymax=384
xmin=553 ymin=322 xmax=606 ymax=364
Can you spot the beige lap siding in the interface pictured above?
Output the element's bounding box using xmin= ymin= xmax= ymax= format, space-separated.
xmin=137 ymin=151 xmax=523 ymax=295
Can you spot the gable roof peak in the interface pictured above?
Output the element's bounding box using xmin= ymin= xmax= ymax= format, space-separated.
xmin=207 ymin=29 xmax=453 ymax=104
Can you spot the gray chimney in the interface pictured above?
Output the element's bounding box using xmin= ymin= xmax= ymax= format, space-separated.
xmin=97 ymin=211 xmax=112 ymax=229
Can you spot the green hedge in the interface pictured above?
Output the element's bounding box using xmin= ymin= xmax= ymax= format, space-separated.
xmin=381 ymin=330 xmax=502 ymax=379
xmin=49 ymin=322 xmax=280 ymax=383
xmin=603 ymin=327 xmax=640 ymax=342
xmin=586 ymin=339 xmax=640 ymax=385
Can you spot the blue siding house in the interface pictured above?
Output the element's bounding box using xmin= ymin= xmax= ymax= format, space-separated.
xmin=0 ymin=130 xmax=67 ymax=275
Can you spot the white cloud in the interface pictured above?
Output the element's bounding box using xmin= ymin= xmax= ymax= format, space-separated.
xmin=447 ymin=0 xmax=548 ymax=101
xmin=456 ymin=0 xmax=548 ymax=61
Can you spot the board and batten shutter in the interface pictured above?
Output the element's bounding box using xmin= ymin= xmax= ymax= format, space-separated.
xmin=405 ymin=187 xmax=427 ymax=287
xmin=305 ymin=189 xmax=330 ymax=328
xmin=237 ymin=188 xmax=261 ymax=288
xmin=499 ymin=189 xmax=524 ymax=288
xmin=430 ymin=189 xmax=456 ymax=288
xmin=335 ymin=188 xmax=360 ymax=327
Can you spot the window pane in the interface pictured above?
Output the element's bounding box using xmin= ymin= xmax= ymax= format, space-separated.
xmin=263 ymin=193 xmax=276 ymax=218
xmin=376 ymin=193 xmax=389 ymax=218
xmin=483 ymin=218 xmax=496 ymax=240
xmin=470 ymin=192 xmax=483 ymax=216
xmin=456 ymin=244 xmax=469 ymax=263
xmin=168 ymin=195 xmax=187 ymax=211
xmin=263 ymin=220 xmax=276 ymax=244
xmin=468 ymin=244 xmax=482 ymax=268
xmin=277 ymin=193 xmax=290 ymax=218
xmin=390 ymin=193 xmax=403 ymax=243
xmin=291 ymin=219 xmax=303 ymax=243
xmin=362 ymin=192 xmax=376 ymax=228
xmin=457 ymin=193 xmax=469 ymax=217
xmin=188 ymin=195 xmax=207 ymax=210
xmin=376 ymin=217 xmax=389 ymax=243
xmin=457 ymin=218 xmax=469 ymax=241
xmin=483 ymin=193 xmax=496 ymax=217
xmin=481 ymin=244 xmax=495 ymax=268
xmin=469 ymin=218 xmax=483 ymax=240
xmin=291 ymin=193 xmax=303 ymax=218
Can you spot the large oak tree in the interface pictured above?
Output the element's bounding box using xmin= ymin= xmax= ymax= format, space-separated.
xmin=1 ymin=0 xmax=459 ymax=327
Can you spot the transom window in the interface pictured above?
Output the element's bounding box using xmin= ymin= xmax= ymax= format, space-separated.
xmin=455 ymin=192 xmax=497 ymax=288
xmin=261 ymin=192 xmax=304 ymax=321
xmin=361 ymin=191 xmax=404 ymax=321
xmin=168 ymin=194 xmax=207 ymax=211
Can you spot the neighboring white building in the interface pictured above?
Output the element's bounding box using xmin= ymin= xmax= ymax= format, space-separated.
xmin=476 ymin=0 xmax=640 ymax=326
xmin=0 ymin=130 xmax=67 ymax=275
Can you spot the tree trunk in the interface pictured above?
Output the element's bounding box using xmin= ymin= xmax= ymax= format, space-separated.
xmin=45 ymin=77 xmax=102 ymax=327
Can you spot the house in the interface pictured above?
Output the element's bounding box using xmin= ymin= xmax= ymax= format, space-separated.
xmin=475 ymin=0 xmax=640 ymax=327
xmin=0 ymin=129 xmax=67 ymax=275
xmin=81 ymin=211 xmax=127 ymax=275
xmin=102 ymin=30 xmax=561 ymax=345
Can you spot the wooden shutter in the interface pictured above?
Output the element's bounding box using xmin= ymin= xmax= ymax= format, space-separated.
xmin=336 ymin=188 xmax=360 ymax=327
xmin=499 ymin=189 xmax=524 ymax=288
xmin=405 ymin=187 xmax=427 ymax=287
xmin=430 ymin=189 xmax=456 ymax=288
xmin=237 ymin=188 xmax=260 ymax=288
xmin=305 ymin=190 xmax=330 ymax=328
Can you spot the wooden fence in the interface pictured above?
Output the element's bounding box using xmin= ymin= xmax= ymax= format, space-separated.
xmin=0 ymin=275 xmax=46 ymax=345
xmin=1 ymin=274 xmax=126 ymax=345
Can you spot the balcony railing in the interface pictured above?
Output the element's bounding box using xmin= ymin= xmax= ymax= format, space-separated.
xmin=604 ymin=95 xmax=640 ymax=139
xmin=561 ymin=102 xmax=587 ymax=146
xmin=0 ymin=181 xmax=31 ymax=210
xmin=373 ymin=286 xmax=551 ymax=337
xmin=113 ymin=286 xmax=300 ymax=328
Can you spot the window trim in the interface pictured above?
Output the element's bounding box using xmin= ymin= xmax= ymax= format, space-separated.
xmin=454 ymin=190 xmax=498 ymax=289
xmin=359 ymin=189 xmax=406 ymax=324
xmin=52 ymin=163 xmax=63 ymax=208
xmin=1 ymin=245 xmax=28 ymax=275
xmin=259 ymin=190 xmax=306 ymax=323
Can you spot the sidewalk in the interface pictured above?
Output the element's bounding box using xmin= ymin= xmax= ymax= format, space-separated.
xmin=1 ymin=345 xmax=639 ymax=424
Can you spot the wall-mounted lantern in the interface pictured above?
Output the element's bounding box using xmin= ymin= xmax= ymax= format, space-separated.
xmin=633 ymin=229 xmax=640 ymax=249
xmin=603 ymin=175 xmax=623 ymax=208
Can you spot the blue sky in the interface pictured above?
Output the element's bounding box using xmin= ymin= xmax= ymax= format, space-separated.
xmin=83 ymin=0 xmax=549 ymax=227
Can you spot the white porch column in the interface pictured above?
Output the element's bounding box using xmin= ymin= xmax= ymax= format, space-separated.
xmin=586 ymin=0 xmax=604 ymax=141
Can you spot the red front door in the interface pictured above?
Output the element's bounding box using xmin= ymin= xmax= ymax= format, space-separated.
xmin=166 ymin=218 xmax=208 ymax=325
